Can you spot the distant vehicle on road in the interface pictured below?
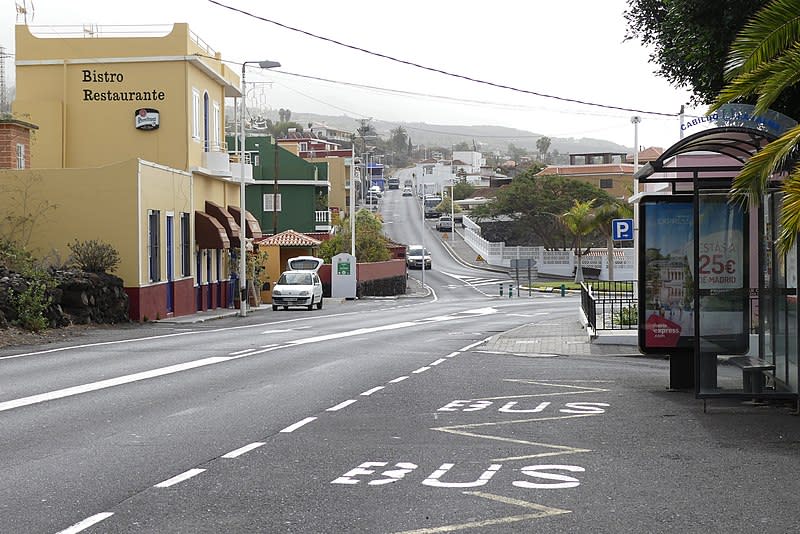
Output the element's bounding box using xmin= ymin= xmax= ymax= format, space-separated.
xmin=387 ymin=176 xmax=400 ymax=189
xmin=406 ymin=245 xmax=431 ymax=270
xmin=403 ymin=178 xmax=413 ymax=188
xmin=402 ymin=186 xmax=413 ymax=197
xmin=435 ymin=215 xmax=453 ymax=232
xmin=424 ymin=196 xmax=442 ymax=218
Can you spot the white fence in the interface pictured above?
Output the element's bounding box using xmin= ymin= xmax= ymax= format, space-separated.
xmin=462 ymin=215 xmax=635 ymax=280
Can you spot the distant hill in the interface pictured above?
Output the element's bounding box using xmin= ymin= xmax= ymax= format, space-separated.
xmin=283 ymin=111 xmax=632 ymax=155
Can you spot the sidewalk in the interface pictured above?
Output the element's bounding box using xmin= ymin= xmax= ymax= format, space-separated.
xmin=439 ymin=226 xmax=640 ymax=358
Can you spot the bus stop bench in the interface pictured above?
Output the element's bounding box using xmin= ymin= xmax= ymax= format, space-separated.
xmin=727 ymin=356 xmax=775 ymax=394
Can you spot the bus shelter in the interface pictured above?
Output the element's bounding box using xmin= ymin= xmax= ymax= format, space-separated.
xmin=634 ymin=125 xmax=798 ymax=407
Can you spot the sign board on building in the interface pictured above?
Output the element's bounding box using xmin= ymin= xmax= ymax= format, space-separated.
xmin=134 ymin=108 xmax=160 ymax=130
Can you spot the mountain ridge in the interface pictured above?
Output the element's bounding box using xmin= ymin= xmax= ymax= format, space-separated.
xmin=285 ymin=112 xmax=633 ymax=156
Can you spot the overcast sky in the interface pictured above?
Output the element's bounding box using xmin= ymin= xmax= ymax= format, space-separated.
xmin=4 ymin=0 xmax=710 ymax=150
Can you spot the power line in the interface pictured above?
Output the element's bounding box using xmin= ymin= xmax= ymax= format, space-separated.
xmin=208 ymin=0 xmax=680 ymax=118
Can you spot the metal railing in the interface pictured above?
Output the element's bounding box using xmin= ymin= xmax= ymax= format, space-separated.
xmin=581 ymin=281 xmax=637 ymax=332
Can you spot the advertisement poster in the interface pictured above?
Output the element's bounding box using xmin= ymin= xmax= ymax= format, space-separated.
xmin=696 ymin=197 xmax=748 ymax=353
xmin=640 ymin=199 xmax=694 ymax=351
xmin=640 ymin=197 xmax=747 ymax=354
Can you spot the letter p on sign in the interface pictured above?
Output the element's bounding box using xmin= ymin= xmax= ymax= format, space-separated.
xmin=612 ymin=219 xmax=634 ymax=241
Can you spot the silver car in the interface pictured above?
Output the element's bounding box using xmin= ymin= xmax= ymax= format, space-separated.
xmin=405 ymin=245 xmax=431 ymax=270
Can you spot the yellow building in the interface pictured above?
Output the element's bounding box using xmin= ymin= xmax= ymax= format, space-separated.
xmin=1 ymin=23 xmax=262 ymax=320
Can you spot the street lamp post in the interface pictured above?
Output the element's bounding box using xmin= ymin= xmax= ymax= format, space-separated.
xmin=631 ymin=116 xmax=641 ymax=299
xmin=239 ymin=59 xmax=280 ymax=318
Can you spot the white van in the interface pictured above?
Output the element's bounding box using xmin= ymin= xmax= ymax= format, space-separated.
xmin=271 ymin=256 xmax=324 ymax=311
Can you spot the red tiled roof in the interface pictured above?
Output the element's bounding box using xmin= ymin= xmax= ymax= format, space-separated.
xmin=256 ymin=229 xmax=322 ymax=247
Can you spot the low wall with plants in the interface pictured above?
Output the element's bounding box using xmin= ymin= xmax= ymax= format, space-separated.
xmin=319 ymin=259 xmax=407 ymax=298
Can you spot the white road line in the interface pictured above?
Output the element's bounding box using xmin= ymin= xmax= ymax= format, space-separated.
xmin=55 ymin=512 xmax=114 ymax=534
xmin=0 ymin=357 xmax=231 ymax=413
xmin=430 ymin=358 xmax=447 ymax=366
xmin=280 ymin=417 xmax=317 ymax=433
xmin=154 ymin=468 xmax=206 ymax=488
xmin=327 ymin=399 xmax=357 ymax=412
xmin=285 ymin=321 xmax=417 ymax=345
xmin=460 ymin=337 xmax=492 ymax=351
xmin=445 ymin=351 xmax=460 ymax=358
xmin=222 ymin=442 xmax=266 ymax=459
xmin=360 ymin=386 xmax=384 ymax=396
xmin=228 ymin=348 xmax=256 ymax=356
xmin=412 ymin=366 xmax=431 ymax=374
xmin=388 ymin=376 xmax=409 ymax=383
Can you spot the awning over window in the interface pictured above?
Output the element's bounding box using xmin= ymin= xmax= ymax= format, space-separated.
xmin=227 ymin=205 xmax=263 ymax=240
xmin=205 ymin=200 xmax=241 ymax=246
xmin=195 ymin=211 xmax=230 ymax=249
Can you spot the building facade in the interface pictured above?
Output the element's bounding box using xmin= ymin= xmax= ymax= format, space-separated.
xmin=2 ymin=23 xmax=262 ymax=321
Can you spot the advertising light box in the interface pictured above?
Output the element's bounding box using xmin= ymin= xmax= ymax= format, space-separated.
xmin=638 ymin=195 xmax=748 ymax=355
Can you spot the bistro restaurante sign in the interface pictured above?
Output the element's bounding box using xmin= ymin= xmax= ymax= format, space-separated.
xmin=81 ymin=69 xmax=166 ymax=102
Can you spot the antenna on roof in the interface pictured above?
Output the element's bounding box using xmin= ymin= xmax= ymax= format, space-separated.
xmin=16 ymin=1 xmax=34 ymax=24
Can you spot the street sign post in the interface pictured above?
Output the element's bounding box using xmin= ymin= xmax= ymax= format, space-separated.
xmin=612 ymin=219 xmax=634 ymax=241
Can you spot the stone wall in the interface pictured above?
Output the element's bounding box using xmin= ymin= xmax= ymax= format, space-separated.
xmin=0 ymin=268 xmax=130 ymax=328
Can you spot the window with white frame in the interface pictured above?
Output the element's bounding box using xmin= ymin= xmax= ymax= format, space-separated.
xmin=16 ymin=144 xmax=25 ymax=169
xmin=213 ymin=102 xmax=221 ymax=150
xmin=263 ymin=193 xmax=282 ymax=212
xmin=192 ymin=89 xmax=201 ymax=139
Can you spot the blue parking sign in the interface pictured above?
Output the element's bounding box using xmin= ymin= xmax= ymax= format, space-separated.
xmin=612 ymin=219 xmax=634 ymax=241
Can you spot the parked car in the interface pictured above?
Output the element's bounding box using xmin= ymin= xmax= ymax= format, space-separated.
xmin=402 ymin=186 xmax=413 ymax=197
xmin=271 ymin=256 xmax=324 ymax=311
xmin=368 ymin=185 xmax=383 ymax=198
xmin=405 ymin=245 xmax=431 ymax=270
xmin=435 ymin=215 xmax=453 ymax=232
xmin=365 ymin=193 xmax=380 ymax=205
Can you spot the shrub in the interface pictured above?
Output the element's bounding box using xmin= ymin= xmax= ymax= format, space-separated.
xmin=11 ymin=279 xmax=50 ymax=332
xmin=0 ymin=238 xmax=54 ymax=331
xmin=614 ymin=304 xmax=638 ymax=326
xmin=68 ymin=239 xmax=120 ymax=273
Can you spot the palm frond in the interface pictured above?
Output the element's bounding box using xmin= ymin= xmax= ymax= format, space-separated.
xmin=752 ymin=44 xmax=800 ymax=113
xmin=726 ymin=0 xmax=800 ymax=76
xmin=776 ymin=169 xmax=800 ymax=255
xmin=729 ymin=124 xmax=800 ymax=206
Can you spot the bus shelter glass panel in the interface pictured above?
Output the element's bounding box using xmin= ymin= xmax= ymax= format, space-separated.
xmin=764 ymin=193 xmax=798 ymax=394
xmin=696 ymin=192 xmax=750 ymax=395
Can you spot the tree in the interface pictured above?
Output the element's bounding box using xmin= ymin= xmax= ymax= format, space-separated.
xmin=624 ymin=0 xmax=773 ymax=107
xmin=319 ymin=209 xmax=391 ymax=263
xmin=592 ymin=199 xmax=634 ymax=281
xmin=452 ymin=178 xmax=475 ymax=201
xmin=536 ymin=136 xmax=551 ymax=161
xmin=709 ymin=0 xmax=800 ymax=254
xmin=506 ymin=143 xmax=528 ymax=163
xmin=471 ymin=173 xmax=613 ymax=249
xmin=560 ymin=199 xmax=597 ymax=283
xmin=271 ymin=121 xmax=304 ymax=138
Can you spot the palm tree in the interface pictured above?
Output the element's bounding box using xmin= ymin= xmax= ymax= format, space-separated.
xmin=593 ymin=200 xmax=634 ymax=281
xmin=709 ymin=0 xmax=800 ymax=254
xmin=560 ymin=199 xmax=596 ymax=283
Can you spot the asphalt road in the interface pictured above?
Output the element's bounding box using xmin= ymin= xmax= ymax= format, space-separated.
xmin=1 ymin=185 xmax=799 ymax=533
